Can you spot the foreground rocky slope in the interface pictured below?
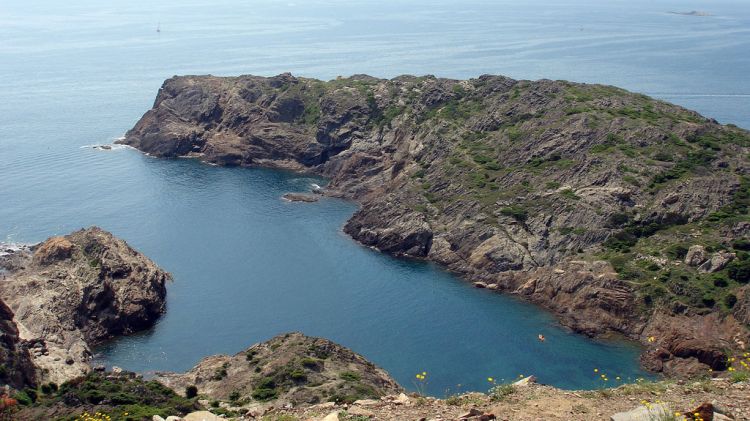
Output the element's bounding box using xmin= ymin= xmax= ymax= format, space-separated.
xmin=120 ymin=73 xmax=750 ymax=375
xmin=0 ymin=227 xmax=170 ymax=385
xmin=9 ymin=333 xmax=748 ymax=420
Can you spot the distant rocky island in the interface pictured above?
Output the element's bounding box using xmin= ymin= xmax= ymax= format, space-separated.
xmin=119 ymin=73 xmax=750 ymax=378
xmin=668 ymin=11 xmax=712 ymax=17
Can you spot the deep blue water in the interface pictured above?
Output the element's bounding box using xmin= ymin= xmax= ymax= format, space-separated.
xmin=2 ymin=0 xmax=748 ymax=394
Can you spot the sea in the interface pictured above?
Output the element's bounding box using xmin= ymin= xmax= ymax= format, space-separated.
xmin=1 ymin=0 xmax=748 ymax=394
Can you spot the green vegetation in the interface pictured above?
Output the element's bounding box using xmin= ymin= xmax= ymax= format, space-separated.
xmin=12 ymin=372 xmax=198 ymax=420
xmin=252 ymin=377 xmax=279 ymax=401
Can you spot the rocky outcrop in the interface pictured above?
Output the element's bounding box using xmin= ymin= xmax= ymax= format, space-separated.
xmin=155 ymin=332 xmax=402 ymax=407
xmin=0 ymin=299 xmax=35 ymax=389
xmin=120 ymin=73 xmax=750 ymax=376
xmin=0 ymin=227 xmax=170 ymax=384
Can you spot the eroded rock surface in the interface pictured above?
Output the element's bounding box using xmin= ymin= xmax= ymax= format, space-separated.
xmin=0 ymin=227 xmax=170 ymax=384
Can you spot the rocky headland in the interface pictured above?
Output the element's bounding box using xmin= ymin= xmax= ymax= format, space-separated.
xmin=0 ymin=227 xmax=170 ymax=385
xmin=118 ymin=72 xmax=750 ymax=376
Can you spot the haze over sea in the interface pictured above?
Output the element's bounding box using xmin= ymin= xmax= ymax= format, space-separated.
xmin=1 ymin=0 xmax=748 ymax=394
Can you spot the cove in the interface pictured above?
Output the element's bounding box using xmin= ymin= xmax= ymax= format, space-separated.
xmin=67 ymin=150 xmax=647 ymax=395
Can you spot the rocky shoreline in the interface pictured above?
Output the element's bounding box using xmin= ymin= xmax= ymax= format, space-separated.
xmin=0 ymin=227 xmax=170 ymax=386
xmin=118 ymin=72 xmax=750 ymax=377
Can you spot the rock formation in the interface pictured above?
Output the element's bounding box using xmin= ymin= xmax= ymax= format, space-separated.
xmin=0 ymin=299 xmax=35 ymax=389
xmin=119 ymin=73 xmax=750 ymax=375
xmin=0 ymin=227 xmax=170 ymax=385
xmin=155 ymin=332 xmax=402 ymax=408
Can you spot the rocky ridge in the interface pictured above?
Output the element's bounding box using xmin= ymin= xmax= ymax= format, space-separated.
xmin=0 ymin=227 xmax=170 ymax=385
xmin=155 ymin=332 xmax=402 ymax=411
xmin=119 ymin=73 xmax=750 ymax=375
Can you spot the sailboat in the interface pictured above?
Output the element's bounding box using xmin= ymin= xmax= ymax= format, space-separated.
xmin=156 ymin=22 xmax=161 ymax=33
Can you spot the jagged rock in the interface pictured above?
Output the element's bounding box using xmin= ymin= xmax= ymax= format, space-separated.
xmin=610 ymin=403 xmax=670 ymax=421
xmin=698 ymin=251 xmax=735 ymax=273
xmin=685 ymin=245 xmax=708 ymax=267
xmin=152 ymin=416 xmax=166 ymax=421
xmin=513 ymin=375 xmax=536 ymax=386
xmin=0 ymin=227 xmax=170 ymax=384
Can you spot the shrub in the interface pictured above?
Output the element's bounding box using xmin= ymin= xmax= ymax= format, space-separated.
xmin=724 ymin=294 xmax=738 ymax=308
xmin=339 ymin=371 xmax=361 ymax=382
xmin=728 ymin=259 xmax=750 ymax=283
xmin=489 ymin=383 xmax=514 ymax=401
xmin=500 ymin=205 xmax=528 ymax=222
xmin=664 ymin=244 xmax=688 ymax=260
xmin=185 ymin=385 xmax=198 ymax=399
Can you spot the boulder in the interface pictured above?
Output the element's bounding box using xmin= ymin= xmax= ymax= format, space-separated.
xmin=183 ymin=411 xmax=223 ymax=421
xmin=610 ymin=403 xmax=670 ymax=421
xmin=685 ymin=245 xmax=708 ymax=267
xmin=698 ymin=251 xmax=735 ymax=273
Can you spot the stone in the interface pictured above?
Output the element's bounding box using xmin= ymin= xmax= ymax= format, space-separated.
xmin=166 ymin=417 xmax=182 ymax=421
xmin=473 ymin=282 xmax=488 ymax=288
xmin=320 ymin=411 xmax=339 ymax=421
xmin=459 ymin=409 xmax=483 ymax=418
xmin=112 ymin=366 xmax=123 ymax=374
xmin=698 ymin=251 xmax=735 ymax=273
xmin=347 ymin=406 xmax=374 ymax=417
xmin=152 ymin=416 xmax=166 ymax=421
xmin=512 ymin=375 xmax=536 ymax=386
xmin=183 ymin=411 xmax=224 ymax=421
xmin=610 ymin=404 xmax=670 ymax=421
xmin=353 ymin=399 xmax=380 ymax=407
xmin=685 ymin=245 xmax=708 ymax=266
xmin=394 ymin=393 xmax=410 ymax=405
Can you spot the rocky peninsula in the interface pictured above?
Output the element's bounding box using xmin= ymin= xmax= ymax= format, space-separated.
xmin=0 ymin=227 xmax=170 ymax=385
xmin=118 ymin=73 xmax=750 ymax=376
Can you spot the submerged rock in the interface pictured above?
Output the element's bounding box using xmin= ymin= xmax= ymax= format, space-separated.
xmin=283 ymin=192 xmax=320 ymax=202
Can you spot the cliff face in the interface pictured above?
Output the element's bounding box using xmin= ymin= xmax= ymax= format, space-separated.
xmin=120 ymin=73 xmax=750 ymax=375
xmin=0 ymin=298 xmax=35 ymax=389
xmin=0 ymin=227 xmax=170 ymax=385
xmin=155 ymin=332 xmax=402 ymax=408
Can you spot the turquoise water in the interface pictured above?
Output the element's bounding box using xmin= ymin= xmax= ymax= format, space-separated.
xmin=2 ymin=0 xmax=748 ymax=394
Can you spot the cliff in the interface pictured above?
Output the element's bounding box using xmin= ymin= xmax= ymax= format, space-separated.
xmin=0 ymin=227 xmax=170 ymax=385
xmin=119 ymin=73 xmax=750 ymax=375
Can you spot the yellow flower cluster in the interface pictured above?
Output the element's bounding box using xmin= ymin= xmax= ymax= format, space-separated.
xmin=415 ymin=371 xmax=427 ymax=381
xmin=725 ymin=353 xmax=750 ymax=378
xmin=75 ymin=411 xmax=117 ymax=421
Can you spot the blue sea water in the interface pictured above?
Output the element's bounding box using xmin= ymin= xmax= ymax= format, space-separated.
xmin=1 ymin=0 xmax=748 ymax=394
